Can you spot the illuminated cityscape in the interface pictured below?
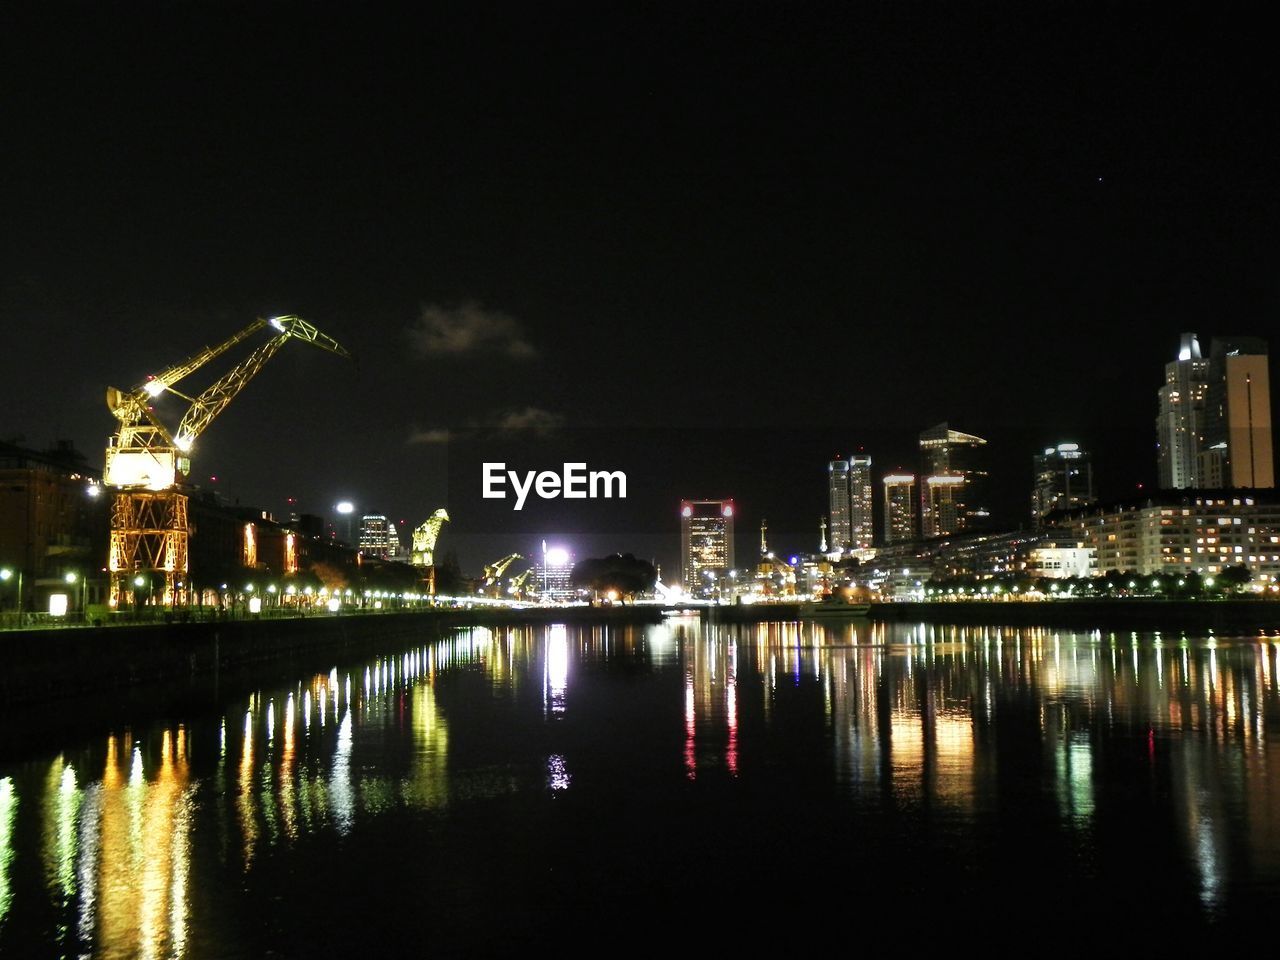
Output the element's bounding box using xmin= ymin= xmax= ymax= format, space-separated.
xmin=3 ymin=3 xmax=1280 ymax=953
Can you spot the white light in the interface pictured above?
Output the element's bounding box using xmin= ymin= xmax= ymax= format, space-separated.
xmin=144 ymin=380 xmax=166 ymax=397
xmin=335 ymin=501 xmax=354 ymax=515
xmin=327 ymin=598 xmax=341 ymax=612
xmin=49 ymin=594 xmax=69 ymax=616
xmin=545 ymin=546 xmax=571 ymax=567
xmin=248 ymin=597 xmax=262 ymax=613
xmin=270 ymin=317 xmax=286 ymax=331
xmin=174 ymin=436 xmax=193 ymax=453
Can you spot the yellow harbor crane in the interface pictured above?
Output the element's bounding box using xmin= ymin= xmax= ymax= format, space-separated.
xmin=482 ymin=553 xmax=524 ymax=596
xmin=410 ymin=508 xmax=450 ymax=593
xmin=104 ymin=315 xmax=350 ymax=607
xmin=508 ymin=566 xmax=536 ymax=600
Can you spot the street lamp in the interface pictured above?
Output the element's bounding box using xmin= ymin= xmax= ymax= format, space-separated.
xmin=0 ymin=567 xmax=23 ymax=624
xmin=335 ymin=501 xmax=355 ymax=544
xmin=64 ymin=571 xmax=87 ymax=619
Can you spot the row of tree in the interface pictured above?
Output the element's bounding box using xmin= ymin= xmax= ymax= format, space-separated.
xmin=927 ymin=565 xmax=1255 ymax=597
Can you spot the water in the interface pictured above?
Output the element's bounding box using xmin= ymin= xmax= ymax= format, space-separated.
xmin=2 ymin=618 xmax=1279 ymax=955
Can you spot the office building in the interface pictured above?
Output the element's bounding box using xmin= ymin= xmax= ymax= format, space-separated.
xmin=919 ymin=423 xmax=989 ymax=537
xmin=1202 ymin=337 xmax=1273 ymax=488
xmin=681 ymin=499 xmax=735 ymax=595
xmin=358 ymin=514 xmax=399 ymax=559
xmin=1032 ymin=443 xmax=1095 ymax=524
xmin=827 ymin=459 xmax=851 ymax=552
xmin=849 ymin=455 xmax=874 ymax=550
xmin=1156 ymin=333 xmax=1211 ymax=489
xmin=882 ymin=474 xmax=917 ymax=544
xmin=534 ymin=545 xmax=576 ymax=603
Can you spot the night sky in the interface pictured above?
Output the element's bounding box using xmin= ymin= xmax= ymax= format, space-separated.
xmin=3 ymin=2 xmax=1278 ymax=575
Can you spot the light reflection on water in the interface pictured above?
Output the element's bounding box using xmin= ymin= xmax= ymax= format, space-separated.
xmin=0 ymin=620 xmax=1278 ymax=955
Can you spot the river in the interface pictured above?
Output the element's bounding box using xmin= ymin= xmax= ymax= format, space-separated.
xmin=1 ymin=617 xmax=1278 ymax=955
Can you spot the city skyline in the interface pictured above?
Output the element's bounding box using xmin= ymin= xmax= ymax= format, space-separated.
xmin=5 ymin=5 xmax=1280 ymax=567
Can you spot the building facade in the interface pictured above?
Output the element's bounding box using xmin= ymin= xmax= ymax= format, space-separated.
xmin=849 ymin=455 xmax=874 ymax=551
xmin=681 ymin=499 xmax=735 ymax=595
xmin=1061 ymin=491 xmax=1280 ymax=579
xmin=1202 ymin=337 xmax=1273 ymax=489
xmin=919 ymin=423 xmax=989 ymax=537
xmin=882 ymin=475 xmax=917 ymax=544
xmin=0 ymin=440 xmax=108 ymax=613
xmin=827 ymin=459 xmax=851 ymax=552
xmin=1032 ymin=442 xmax=1096 ymax=524
xmin=358 ymin=514 xmax=400 ymax=559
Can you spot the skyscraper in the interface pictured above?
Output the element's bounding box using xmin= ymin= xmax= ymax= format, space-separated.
xmin=1202 ymin=336 xmax=1273 ymax=488
xmin=358 ymin=514 xmax=398 ymax=559
xmin=849 ymin=455 xmax=873 ymax=551
xmin=681 ymin=499 xmax=735 ymax=595
xmin=827 ymin=458 xmax=851 ymax=552
xmin=1032 ymin=443 xmax=1095 ymax=525
xmin=882 ymin=474 xmax=917 ymax=544
xmin=1156 ymin=333 xmax=1211 ymax=489
xmin=918 ymin=423 xmax=989 ymax=537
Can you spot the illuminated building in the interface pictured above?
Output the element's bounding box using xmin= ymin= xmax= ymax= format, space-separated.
xmin=681 ymin=499 xmax=735 ymax=595
xmin=919 ymin=423 xmax=989 ymax=537
xmin=358 ymin=514 xmax=399 ymax=559
xmin=1063 ymin=491 xmax=1280 ymax=578
xmin=827 ymin=459 xmax=851 ymax=552
xmin=849 ymin=455 xmax=874 ymax=551
xmin=0 ymin=440 xmax=108 ymax=610
xmin=1029 ymin=539 xmax=1096 ymax=579
xmin=1201 ymin=337 xmax=1273 ymax=488
xmin=924 ymin=475 xmax=966 ymax=538
xmin=1033 ymin=443 xmax=1095 ymax=525
xmin=534 ymin=543 xmax=576 ymax=602
xmin=1156 ymin=333 xmax=1211 ymax=489
xmin=882 ymin=474 xmax=917 ymax=544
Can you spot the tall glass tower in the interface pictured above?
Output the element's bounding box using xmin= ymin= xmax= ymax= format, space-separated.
xmin=1156 ymin=333 xmax=1210 ymax=489
xmin=827 ymin=459 xmax=851 ymax=552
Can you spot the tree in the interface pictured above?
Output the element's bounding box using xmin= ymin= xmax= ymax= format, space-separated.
xmin=570 ymin=553 xmax=657 ymax=602
xmin=1217 ymin=564 xmax=1252 ymax=594
xmin=433 ymin=550 xmax=466 ymax=596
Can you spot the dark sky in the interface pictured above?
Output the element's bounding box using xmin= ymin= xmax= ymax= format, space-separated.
xmin=3 ymin=1 xmax=1278 ymax=575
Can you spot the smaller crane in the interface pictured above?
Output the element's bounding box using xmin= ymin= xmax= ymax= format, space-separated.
xmin=482 ymin=553 xmax=524 ymax=596
xmin=411 ymin=508 xmax=450 ymax=594
xmin=411 ymin=509 xmax=450 ymax=567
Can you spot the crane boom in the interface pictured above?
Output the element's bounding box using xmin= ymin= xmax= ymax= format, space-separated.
xmin=175 ymin=316 xmax=351 ymax=448
xmin=483 ymin=553 xmax=524 ymax=585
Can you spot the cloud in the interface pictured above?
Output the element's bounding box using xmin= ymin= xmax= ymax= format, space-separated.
xmin=406 ymin=427 xmax=450 ymax=445
xmin=494 ymin=407 xmax=565 ymax=434
xmin=407 ymin=301 xmax=537 ymax=358
xmin=405 ymin=407 xmax=564 ymax=444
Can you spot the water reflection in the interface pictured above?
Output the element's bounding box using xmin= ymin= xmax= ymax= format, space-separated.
xmin=0 ymin=622 xmax=1279 ymax=955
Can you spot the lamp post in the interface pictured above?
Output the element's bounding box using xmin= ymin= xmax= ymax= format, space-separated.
xmin=64 ymin=571 xmax=87 ymax=621
xmin=0 ymin=567 xmax=23 ymax=625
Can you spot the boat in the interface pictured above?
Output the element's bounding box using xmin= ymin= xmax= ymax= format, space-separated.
xmin=798 ymin=595 xmax=871 ymax=618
